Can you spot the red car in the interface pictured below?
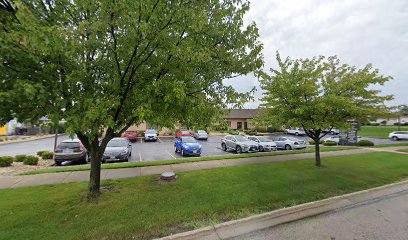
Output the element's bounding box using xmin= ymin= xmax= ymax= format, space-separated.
xmin=176 ymin=130 xmax=191 ymax=138
xmin=124 ymin=130 xmax=137 ymax=142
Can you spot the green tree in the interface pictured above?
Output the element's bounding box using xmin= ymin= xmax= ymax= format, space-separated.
xmin=0 ymin=0 xmax=263 ymax=198
xmin=258 ymin=53 xmax=392 ymax=166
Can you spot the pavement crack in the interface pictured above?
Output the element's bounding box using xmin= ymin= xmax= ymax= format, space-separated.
xmin=212 ymin=224 xmax=222 ymax=240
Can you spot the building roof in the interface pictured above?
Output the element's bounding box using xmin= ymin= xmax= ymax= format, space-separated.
xmin=224 ymin=109 xmax=259 ymax=119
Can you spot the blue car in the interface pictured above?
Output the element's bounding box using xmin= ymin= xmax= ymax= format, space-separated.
xmin=174 ymin=136 xmax=202 ymax=156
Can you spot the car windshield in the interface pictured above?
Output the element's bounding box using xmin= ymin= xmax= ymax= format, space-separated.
xmin=235 ymin=135 xmax=249 ymax=142
xmin=182 ymin=137 xmax=196 ymax=143
xmin=181 ymin=131 xmax=189 ymax=134
xmin=107 ymin=140 xmax=128 ymax=147
xmin=258 ymin=137 xmax=273 ymax=142
xmin=59 ymin=142 xmax=80 ymax=149
xmin=146 ymin=130 xmax=156 ymax=134
xmin=125 ymin=131 xmax=135 ymax=134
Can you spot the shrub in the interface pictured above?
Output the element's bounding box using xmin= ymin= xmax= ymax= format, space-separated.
xmin=309 ymin=140 xmax=324 ymax=145
xmin=14 ymin=155 xmax=27 ymax=162
xmin=0 ymin=156 xmax=14 ymax=167
xmin=323 ymin=141 xmax=337 ymax=146
xmin=23 ymin=156 xmax=39 ymax=165
xmin=228 ymin=129 xmax=239 ymax=135
xmin=40 ymin=151 xmax=54 ymax=160
xmin=357 ymin=140 xmax=375 ymax=146
xmin=37 ymin=150 xmax=48 ymax=156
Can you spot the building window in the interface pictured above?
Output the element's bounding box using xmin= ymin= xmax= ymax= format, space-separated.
xmin=244 ymin=122 xmax=248 ymax=130
xmin=227 ymin=121 xmax=231 ymax=128
xmin=237 ymin=122 xmax=242 ymax=129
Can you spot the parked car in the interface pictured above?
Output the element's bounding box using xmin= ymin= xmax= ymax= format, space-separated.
xmin=145 ymin=129 xmax=158 ymax=141
xmin=174 ymin=136 xmax=202 ymax=156
xmin=247 ymin=136 xmax=277 ymax=151
xmin=272 ymin=136 xmax=306 ymax=150
xmin=221 ymin=135 xmax=259 ymax=153
xmin=324 ymin=135 xmax=340 ymax=144
xmin=102 ymin=138 xmax=132 ymax=162
xmin=54 ymin=139 xmax=88 ymax=166
xmin=176 ymin=130 xmax=192 ymax=138
xmin=284 ymin=127 xmax=306 ymax=136
xmin=192 ymin=130 xmax=208 ymax=140
xmin=123 ymin=130 xmax=137 ymax=142
xmin=389 ymin=131 xmax=408 ymax=141
xmin=322 ymin=128 xmax=340 ymax=135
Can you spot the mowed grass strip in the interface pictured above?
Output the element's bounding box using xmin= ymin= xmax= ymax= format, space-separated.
xmin=359 ymin=125 xmax=408 ymax=139
xmin=21 ymin=146 xmax=355 ymax=175
xmin=2 ymin=152 xmax=408 ymax=240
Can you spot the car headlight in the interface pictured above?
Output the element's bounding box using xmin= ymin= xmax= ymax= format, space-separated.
xmin=199 ymin=144 xmax=202 ymax=148
xmin=121 ymin=150 xmax=128 ymax=155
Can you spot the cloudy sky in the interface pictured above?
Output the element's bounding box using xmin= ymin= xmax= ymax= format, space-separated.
xmin=225 ymin=0 xmax=408 ymax=108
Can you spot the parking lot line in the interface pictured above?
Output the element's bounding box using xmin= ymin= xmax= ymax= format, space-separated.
xmin=139 ymin=152 xmax=143 ymax=162
xmin=158 ymin=138 xmax=161 ymax=143
xmin=166 ymin=150 xmax=176 ymax=159
xmin=140 ymin=138 xmax=143 ymax=143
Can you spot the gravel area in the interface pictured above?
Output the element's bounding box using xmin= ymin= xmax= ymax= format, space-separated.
xmin=0 ymin=160 xmax=54 ymax=176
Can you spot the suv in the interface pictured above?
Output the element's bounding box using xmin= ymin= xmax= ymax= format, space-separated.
xmin=284 ymin=127 xmax=306 ymax=136
xmin=145 ymin=129 xmax=158 ymax=141
xmin=221 ymin=135 xmax=258 ymax=153
xmin=54 ymin=139 xmax=88 ymax=166
xmin=389 ymin=131 xmax=408 ymax=141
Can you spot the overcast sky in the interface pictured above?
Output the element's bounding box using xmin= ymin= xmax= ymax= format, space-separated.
xmin=225 ymin=0 xmax=408 ymax=108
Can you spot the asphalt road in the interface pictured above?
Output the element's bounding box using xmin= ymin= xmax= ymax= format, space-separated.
xmin=230 ymin=189 xmax=408 ymax=240
xmin=0 ymin=133 xmax=403 ymax=164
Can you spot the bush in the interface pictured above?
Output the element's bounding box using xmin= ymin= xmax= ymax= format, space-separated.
xmin=357 ymin=140 xmax=375 ymax=146
xmin=40 ymin=151 xmax=54 ymax=160
xmin=0 ymin=156 xmax=14 ymax=167
xmin=228 ymin=129 xmax=239 ymax=135
xmin=23 ymin=156 xmax=39 ymax=165
xmin=309 ymin=140 xmax=324 ymax=145
xmin=37 ymin=150 xmax=48 ymax=156
xmin=323 ymin=141 xmax=337 ymax=146
xmin=14 ymin=155 xmax=27 ymax=162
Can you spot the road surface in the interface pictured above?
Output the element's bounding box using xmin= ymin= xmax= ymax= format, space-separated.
xmin=230 ymin=188 xmax=408 ymax=240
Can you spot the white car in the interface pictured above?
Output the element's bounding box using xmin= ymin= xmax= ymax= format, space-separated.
xmin=144 ymin=129 xmax=158 ymax=141
xmin=192 ymin=130 xmax=208 ymax=140
xmin=248 ymin=136 xmax=277 ymax=151
xmin=284 ymin=127 xmax=306 ymax=136
xmin=272 ymin=136 xmax=307 ymax=150
xmin=389 ymin=131 xmax=408 ymax=141
xmin=323 ymin=128 xmax=340 ymax=135
xmin=324 ymin=135 xmax=340 ymax=144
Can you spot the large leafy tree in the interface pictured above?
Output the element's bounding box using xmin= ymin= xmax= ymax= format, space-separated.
xmin=0 ymin=0 xmax=263 ymax=198
xmin=258 ymin=53 xmax=392 ymax=166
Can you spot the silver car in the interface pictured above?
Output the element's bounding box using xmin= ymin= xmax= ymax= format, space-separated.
xmin=221 ymin=135 xmax=259 ymax=153
xmin=248 ymin=136 xmax=277 ymax=151
xmin=145 ymin=129 xmax=158 ymax=141
xmin=272 ymin=136 xmax=306 ymax=150
xmin=102 ymin=138 xmax=132 ymax=162
xmin=192 ymin=130 xmax=208 ymax=140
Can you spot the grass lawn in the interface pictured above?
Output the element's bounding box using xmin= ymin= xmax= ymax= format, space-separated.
xmin=397 ymin=149 xmax=408 ymax=153
xmin=2 ymin=152 xmax=408 ymax=240
xmin=359 ymin=125 xmax=408 ymax=139
xmin=21 ymin=146 xmax=355 ymax=175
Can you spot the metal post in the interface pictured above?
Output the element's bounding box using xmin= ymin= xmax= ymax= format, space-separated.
xmin=53 ymin=127 xmax=58 ymax=151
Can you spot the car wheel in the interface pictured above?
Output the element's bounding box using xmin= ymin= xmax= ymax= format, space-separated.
xmin=331 ymin=131 xmax=336 ymax=135
xmin=82 ymin=153 xmax=89 ymax=164
xmin=221 ymin=143 xmax=227 ymax=151
xmin=236 ymin=146 xmax=242 ymax=154
xmin=259 ymin=146 xmax=264 ymax=152
xmin=55 ymin=161 xmax=62 ymax=166
xmin=174 ymin=146 xmax=178 ymax=153
xmin=392 ymin=136 xmax=399 ymax=141
xmin=285 ymin=144 xmax=292 ymax=150
xmin=295 ymin=132 xmax=299 ymax=136
xmin=181 ymin=149 xmax=185 ymax=156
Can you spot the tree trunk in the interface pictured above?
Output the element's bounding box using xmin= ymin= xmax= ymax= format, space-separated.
xmin=88 ymin=148 xmax=102 ymax=199
xmin=314 ymin=138 xmax=321 ymax=166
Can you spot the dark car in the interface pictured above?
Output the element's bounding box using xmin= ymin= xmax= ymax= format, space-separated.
xmin=54 ymin=139 xmax=88 ymax=166
xmin=102 ymin=138 xmax=132 ymax=162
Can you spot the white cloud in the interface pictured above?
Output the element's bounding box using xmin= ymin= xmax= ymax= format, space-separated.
xmin=227 ymin=0 xmax=408 ymax=108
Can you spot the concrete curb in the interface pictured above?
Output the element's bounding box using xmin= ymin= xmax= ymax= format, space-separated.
xmin=0 ymin=134 xmax=61 ymax=146
xmin=155 ymin=179 xmax=408 ymax=240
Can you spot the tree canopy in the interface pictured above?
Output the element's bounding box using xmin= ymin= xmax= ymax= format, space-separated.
xmin=0 ymin=0 xmax=263 ymax=197
xmin=257 ymin=52 xmax=392 ymax=166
